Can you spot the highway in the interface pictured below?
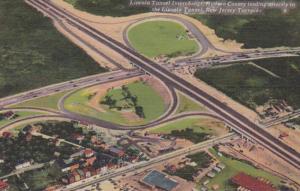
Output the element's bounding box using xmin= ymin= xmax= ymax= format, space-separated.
xmin=29 ymin=0 xmax=300 ymax=169
xmin=0 ymin=70 xmax=142 ymax=108
xmin=59 ymin=133 xmax=237 ymax=191
xmin=171 ymin=47 xmax=300 ymax=70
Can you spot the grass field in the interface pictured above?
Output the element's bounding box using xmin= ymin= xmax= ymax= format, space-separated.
xmin=176 ymin=93 xmax=206 ymax=114
xmin=64 ymin=81 xmax=166 ymax=126
xmin=201 ymin=148 xmax=282 ymax=190
xmin=10 ymin=91 xmax=71 ymax=110
xmin=0 ymin=0 xmax=106 ymax=98
xmin=0 ymin=111 xmax=45 ymax=127
xmin=128 ymin=21 xmax=199 ymax=58
xmin=149 ymin=117 xmax=226 ymax=136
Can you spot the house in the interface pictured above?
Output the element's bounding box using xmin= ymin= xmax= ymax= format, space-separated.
xmin=84 ymin=149 xmax=94 ymax=158
xmin=231 ymin=173 xmax=277 ymax=191
xmin=217 ymin=163 xmax=226 ymax=170
xmin=77 ymin=169 xmax=85 ymax=179
xmin=207 ymin=172 xmax=216 ymax=178
xmin=3 ymin=111 xmax=16 ymax=120
xmin=90 ymin=167 xmax=97 ymax=176
xmin=2 ymin=132 xmax=12 ymax=138
xmin=109 ymin=147 xmax=125 ymax=157
xmin=15 ymin=161 xmax=31 ymax=170
xmin=83 ymin=168 xmax=91 ymax=178
xmin=70 ymin=163 xmax=80 ymax=172
xmin=72 ymin=133 xmax=85 ymax=143
xmin=70 ymin=150 xmax=83 ymax=159
xmin=213 ymin=166 xmax=221 ymax=173
xmin=85 ymin=156 xmax=96 ymax=166
xmin=0 ymin=180 xmax=9 ymax=191
xmin=72 ymin=171 xmax=81 ymax=182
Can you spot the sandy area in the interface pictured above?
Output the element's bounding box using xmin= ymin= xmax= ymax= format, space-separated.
xmin=220 ymin=139 xmax=300 ymax=186
xmin=266 ymin=124 xmax=300 ymax=153
xmin=84 ymin=76 xmax=143 ymax=114
xmin=51 ymin=0 xmax=245 ymax=54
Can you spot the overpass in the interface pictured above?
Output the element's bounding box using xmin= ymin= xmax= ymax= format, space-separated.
xmin=169 ymin=47 xmax=300 ymax=71
xmin=27 ymin=0 xmax=300 ymax=169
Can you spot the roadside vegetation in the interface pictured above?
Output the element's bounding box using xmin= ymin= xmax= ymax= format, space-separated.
xmin=128 ymin=21 xmax=199 ymax=58
xmin=166 ymin=152 xmax=213 ymax=181
xmin=150 ymin=117 xmax=227 ymax=141
xmin=0 ymin=0 xmax=106 ymax=98
xmin=193 ymin=8 xmax=300 ymax=48
xmin=195 ymin=58 xmax=300 ymax=110
xmin=64 ymin=0 xmax=149 ymax=17
xmin=10 ymin=91 xmax=71 ymax=110
xmin=0 ymin=111 xmax=45 ymax=127
xmin=64 ymin=81 xmax=166 ymax=125
xmin=176 ymin=93 xmax=206 ymax=113
xmin=200 ymin=148 xmax=282 ymax=190
xmin=21 ymin=164 xmax=63 ymax=191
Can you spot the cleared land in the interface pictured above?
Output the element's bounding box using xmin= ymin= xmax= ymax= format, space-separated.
xmin=64 ymin=81 xmax=166 ymax=126
xmin=201 ymin=148 xmax=282 ymax=190
xmin=195 ymin=58 xmax=300 ymax=110
xmin=0 ymin=0 xmax=106 ymax=98
xmin=128 ymin=21 xmax=199 ymax=58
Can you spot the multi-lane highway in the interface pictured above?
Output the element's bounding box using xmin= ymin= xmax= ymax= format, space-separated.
xmin=28 ymin=0 xmax=300 ymax=169
xmin=171 ymin=47 xmax=300 ymax=70
xmin=0 ymin=70 xmax=142 ymax=108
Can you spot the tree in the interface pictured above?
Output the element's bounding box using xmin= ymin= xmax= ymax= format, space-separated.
xmin=135 ymin=106 xmax=145 ymax=118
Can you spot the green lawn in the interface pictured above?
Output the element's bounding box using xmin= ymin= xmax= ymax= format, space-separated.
xmin=10 ymin=91 xmax=71 ymax=110
xmin=149 ymin=117 xmax=225 ymax=136
xmin=128 ymin=21 xmax=199 ymax=58
xmin=201 ymin=148 xmax=282 ymax=190
xmin=64 ymin=81 xmax=166 ymax=126
xmin=176 ymin=93 xmax=206 ymax=114
xmin=0 ymin=111 xmax=45 ymax=127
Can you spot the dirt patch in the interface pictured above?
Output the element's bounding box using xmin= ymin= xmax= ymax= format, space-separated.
xmin=195 ymin=118 xmax=229 ymax=136
xmin=144 ymin=77 xmax=171 ymax=107
xmin=121 ymin=111 xmax=142 ymax=123
xmin=266 ymin=124 xmax=300 ymax=153
xmin=84 ymin=76 xmax=143 ymax=112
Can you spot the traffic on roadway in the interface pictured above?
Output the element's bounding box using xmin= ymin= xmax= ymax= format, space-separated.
xmin=27 ymin=0 xmax=300 ymax=169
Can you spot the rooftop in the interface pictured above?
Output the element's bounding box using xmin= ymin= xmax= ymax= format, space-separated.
xmin=231 ymin=172 xmax=277 ymax=191
xmin=141 ymin=170 xmax=178 ymax=191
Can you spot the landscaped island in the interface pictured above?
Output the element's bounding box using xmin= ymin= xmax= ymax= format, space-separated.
xmin=128 ymin=20 xmax=199 ymax=58
xmin=64 ymin=78 xmax=168 ymax=126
